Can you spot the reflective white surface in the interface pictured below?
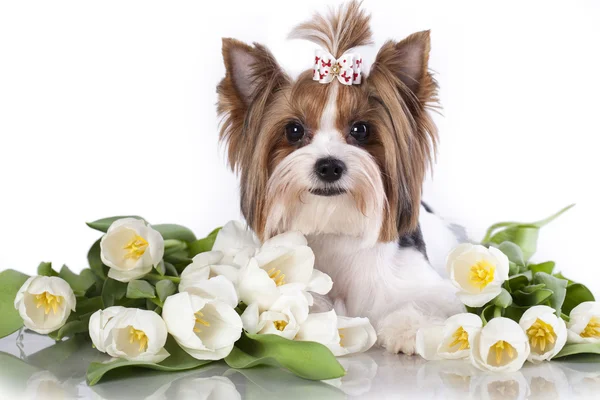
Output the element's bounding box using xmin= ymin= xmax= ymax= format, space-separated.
xmin=1 ymin=330 xmax=600 ymax=399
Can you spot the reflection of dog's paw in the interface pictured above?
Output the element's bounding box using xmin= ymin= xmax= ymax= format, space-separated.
xmin=378 ymin=304 xmax=444 ymax=355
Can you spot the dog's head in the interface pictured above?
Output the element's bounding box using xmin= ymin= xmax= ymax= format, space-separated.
xmin=217 ymin=1 xmax=438 ymax=246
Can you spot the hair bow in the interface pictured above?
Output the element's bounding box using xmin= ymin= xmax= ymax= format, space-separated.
xmin=312 ymin=49 xmax=362 ymax=85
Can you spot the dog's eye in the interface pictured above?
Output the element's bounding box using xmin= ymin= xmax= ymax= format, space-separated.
xmin=350 ymin=122 xmax=369 ymax=142
xmin=285 ymin=122 xmax=305 ymax=143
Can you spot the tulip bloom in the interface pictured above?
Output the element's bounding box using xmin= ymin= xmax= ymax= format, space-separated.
xmin=296 ymin=310 xmax=377 ymax=356
xmin=446 ymin=243 xmax=509 ymax=307
xmin=14 ymin=276 xmax=76 ymax=334
xmin=162 ymin=292 xmax=242 ymax=360
xmin=519 ymin=305 xmax=567 ymax=362
xmin=416 ymin=313 xmax=483 ymax=361
xmin=566 ymin=301 xmax=600 ymax=344
xmin=212 ymin=220 xmax=260 ymax=265
xmin=100 ymin=218 xmax=164 ymax=282
xmin=179 ymin=251 xmax=239 ymax=307
xmin=91 ymin=307 xmax=170 ymax=363
xmin=469 ymin=317 xmax=530 ymax=372
xmin=240 ymin=292 xmax=309 ymax=340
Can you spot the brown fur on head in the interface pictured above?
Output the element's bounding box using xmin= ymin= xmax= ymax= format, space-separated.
xmin=217 ymin=1 xmax=438 ymax=244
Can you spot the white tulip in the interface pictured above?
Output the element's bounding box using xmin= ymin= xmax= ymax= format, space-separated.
xmin=519 ymin=305 xmax=567 ymax=362
xmin=566 ymin=301 xmax=600 ymax=344
xmin=416 ymin=313 xmax=483 ymax=361
xmin=240 ymin=291 xmax=309 ymax=340
xmin=469 ymin=317 xmax=530 ymax=372
xmin=179 ymin=251 xmax=239 ymax=308
xmin=14 ymin=276 xmax=76 ymax=334
xmin=446 ymin=243 xmax=509 ymax=307
xmin=162 ymin=292 xmax=242 ymax=360
xmin=212 ymin=220 xmax=260 ymax=265
xmin=236 ymin=233 xmax=332 ymax=310
xmin=89 ymin=306 xmax=126 ymax=352
xmin=100 ymin=308 xmax=170 ymax=363
xmin=100 ymin=218 xmax=164 ymax=282
xmin=295 ymin=310 xmax=377 ymax=356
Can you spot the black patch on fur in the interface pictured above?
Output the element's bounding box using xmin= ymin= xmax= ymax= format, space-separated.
xmin=421 ymin=201 xmax=434 ymax=214
xmin=398 ymin=223 xmax=428 ymax=259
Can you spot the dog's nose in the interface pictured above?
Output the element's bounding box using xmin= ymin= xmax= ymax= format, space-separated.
xmin=315 ymin=157 xmax=346 ymax=183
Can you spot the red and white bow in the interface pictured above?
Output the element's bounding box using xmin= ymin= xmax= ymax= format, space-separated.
xmin=312 ymin=49 xmax=362 ymax=85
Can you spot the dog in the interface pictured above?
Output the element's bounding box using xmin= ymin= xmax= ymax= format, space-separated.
xmin=216 ymin=1 xmax=465 ymax=354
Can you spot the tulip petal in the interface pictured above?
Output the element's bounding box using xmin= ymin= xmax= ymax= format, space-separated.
xmin=336 ymin=316 xmax=377 ymax=355
xmin=262 ymin=231 xmax=308 ymax=248
xmin=307 ymin=269 xmax=333 ymax=295
xmin=416 ymin=326 xmax=444 ymax=361
xmin=456 ymin=288 xmax=501 ymax=308
xmin=183 ymin=276 xmax=239 ymax=308
xmin=296 ymin=310 xmax=341 ymax=354
xmin=241 ymin=303 xmax=260 ymax=334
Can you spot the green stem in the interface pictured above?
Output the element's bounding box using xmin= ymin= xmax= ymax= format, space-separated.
xmin=145 ymin=273 xmax=181 ymax=284
xmin=493 ymin=306 xmax=502 ymax=319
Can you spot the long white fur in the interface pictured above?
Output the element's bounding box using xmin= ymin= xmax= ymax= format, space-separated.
xmin=265 ymin=83 xmax=464 ymax=353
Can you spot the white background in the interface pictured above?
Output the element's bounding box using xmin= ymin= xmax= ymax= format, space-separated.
xmin=1 ymin=0 xmax=599 ymax=293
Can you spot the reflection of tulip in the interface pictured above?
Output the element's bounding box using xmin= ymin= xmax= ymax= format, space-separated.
xmin=566 ymin=301 xmax=600 ymax=344
xmin=162 ymin=292 xmax=242 ymax=360
xmin=469 ymin=318 xmax=530 ymax=372
xmin=25 ymin=371 xmax=77 ymax=400
xmin=176 ymin=376 xmax=241 ymax=400
xmin=323 ymin=353 xmax=378 ymax=396
xmin=471 ymin=371 xmax=529 ymax=400
xmin=295 ymin=310 xmax=376 ymax=356
xmin=446 ymin=243 xmax=509 ymax=307
xmin=518 ymin=305 xmax=567 ymax=362
xmin=14 ymin=276 xmax=76 ymax=334
xmin=416 ymin=313 xmax=482 ymax=360
xmin=100 ymin=218 xmax=164 ymax=282
xmin=521 ymin=362 xmax=570 ymax=399
xmin=417 ymin=359 xmax=477 ymax=399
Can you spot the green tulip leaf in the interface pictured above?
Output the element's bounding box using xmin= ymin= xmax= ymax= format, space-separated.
xmin=496 ymin=242 xmax=526 ymax=266
xmin=553 ymin=343 xmax=600 ymax=359
xmin=48 ymin=315 xmax=91 ymax=341
xmin=493 ymin=288 xmax=513 ymax=308
xmin=86 ymin=216 xmax=145 ymax=233
xmin=86 ymin=336 xmax=212 ymax=386
xmin=480 ymin=304 xmax=496 ymax=324
xmin=482 ymin=204 xmax=574 ymax=261
xmin=101 ymin=278 xmax=127 ymax=307
xmin=0 ymin=269 xmax=29 ymax=339
xmin=188 ymin=227 xmax=221 ymax=257
xmin=520 ymin=283 xmax=546 ymax=293
xmin=562 ymin=283 xmax=595 ymax=315
xmin=164 ymin=262 xmax=179 ymax=277
xmin=156 ymin=280 xmax=177 ymax=303
xmin=152 ymin=224 xmax=197 ymax=243
xmin=126 ymin=280 xmax=156 ymax=299
xmin=533 ymin=272 xmax=568 ymax=314
xmin=225 ymin=332 xmax=345 ymax=381
xmin=503 ymin=305 xmax=527 ymax=322
xmin=163 ymin=239 xmax=187 ymax=257
xmin=504 ymin=271 xmax=532 ymax=293
xmin=508 ymin=261 xmax=519 ymax=276
xmin=59 ymin=265 xmax=96 ymax=296
xmin=513 ymin=288 xmax=553 ymax=306
xmin=37 ymin=262 xmax=58 ymax=277
xmin=155 ymin=260 xmax=166 ymax=276
xmin=87 ymin=239 xmax=108 ymax=280
xmin=553 ymin=272 xmax=574 ymax=285
xmin=528 ymin=261 xmax=555 ymax=275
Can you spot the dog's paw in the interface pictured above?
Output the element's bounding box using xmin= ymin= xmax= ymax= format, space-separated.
xmin=377 ymin=304 xmax=444 ymax=355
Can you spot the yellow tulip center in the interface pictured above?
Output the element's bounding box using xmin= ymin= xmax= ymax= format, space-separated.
xmin=194 ymin=311 xmax=211 ymax=333
xmin=469 ymin=260 xmax=495 ymax=290
xmin=489 ymin=340 xmax=517 ymax=366
xmin=449 ymin=326 xmax=470 ymax=351
xmin=581 ymin=317 xmax=600 ymax=338
xmin=526 ymin=318 xmax=556 ymax=353
xmin=273 ymin=320 xmax=288 ymax=331
xmin=267 ymin=268 xmax=286 ymax=286
xmin=129 ymin=327 xmax=148 ymax=352
xmin=123 ymin=235 xmax=149 ymax=260
xmin=35 ymin=292 xmax=63 ymax=315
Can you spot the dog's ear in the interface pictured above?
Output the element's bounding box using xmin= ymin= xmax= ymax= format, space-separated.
xmin=217 ymin=39 xmax=289 ymax=170
xmin=370 ymin=30 xmax=435 ymax=104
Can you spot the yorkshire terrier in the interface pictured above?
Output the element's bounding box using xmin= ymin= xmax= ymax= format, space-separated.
xmin=216 ymin=1 xmax=465 ymax=354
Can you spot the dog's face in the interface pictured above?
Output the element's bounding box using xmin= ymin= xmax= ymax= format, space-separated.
xmin=217 ymin=2 xmax=437 ymax=246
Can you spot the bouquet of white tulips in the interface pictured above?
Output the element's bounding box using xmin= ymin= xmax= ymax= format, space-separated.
xmin=417 ymin=204 xmax=600 ymax=372
xmin=0 ymin=217 xmax=377 ymax=386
